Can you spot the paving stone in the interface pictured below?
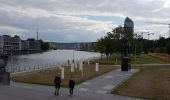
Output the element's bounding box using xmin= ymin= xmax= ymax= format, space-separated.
xmin=82 ymin=82 xmax=91 ymax=85
xmin=78 ymin=88 xmax=89 ymax=92
xmin=96 ymin=90 xmax=107 ymax=94
xmin=105 ymin=76 xmax=114 ymax=79
xmin=103 ymin=85 xmax=115 ymax=90
xmin=0 ymin=68 xmax=142 ymax=100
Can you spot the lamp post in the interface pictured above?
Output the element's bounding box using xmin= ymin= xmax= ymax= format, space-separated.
xmin=141 ymin=32 xmax=144 ymax=53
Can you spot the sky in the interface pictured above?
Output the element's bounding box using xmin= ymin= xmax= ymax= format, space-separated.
xmin=0 ymin=0 xmax=170 ymax=42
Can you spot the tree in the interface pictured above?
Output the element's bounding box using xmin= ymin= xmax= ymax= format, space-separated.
xmin=95 ymin=25 xmax=135 ymax=60
xmin=39 ymin=39 xmax=51 ymax=51
xmin=130 ymin=34 xmax=142 ymax=56
xmin=166 ymin=41 xmax=170 ymax=55
xmin=95 ymin=38 xmax=105 ymax=59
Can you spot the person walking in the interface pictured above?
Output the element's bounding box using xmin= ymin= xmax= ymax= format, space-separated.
xmin=54 ymin=74 xmax=61 ymax=96
xmin=69 ymin=76 xmax=75 ymax=97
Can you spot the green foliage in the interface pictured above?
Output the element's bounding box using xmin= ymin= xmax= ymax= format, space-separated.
xmin=39 ymin=39 xmax=51 ymax=51
xmin=95 ymin=25 xmax=141 ymax=59
xmin=166 ymin=41 xmax=170 ymax=54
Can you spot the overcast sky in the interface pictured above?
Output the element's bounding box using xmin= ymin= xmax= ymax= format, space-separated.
xmin=0 ymin=0 xmax=170 ymax=42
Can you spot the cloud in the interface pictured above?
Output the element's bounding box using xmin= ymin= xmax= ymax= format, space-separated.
xmin=0 ymin=0 xmax=170 ymax=42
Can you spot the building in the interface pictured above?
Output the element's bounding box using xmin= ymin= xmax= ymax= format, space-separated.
xmin=21 ymin=39 xmax=41 ymax=53
xmin=77 ymin=42 xmax=95 ymax=51
xmin=0 ymin=35 xmax=21 ymax=53
xmin=26 ymin=38 xmax=41 ymax=51
xmin=21 ymin=38 xmax=41 ymax=52
xmin=124 ymin=17 xmax=134 ymax=34
xmin=0 ymin=35 xmax=41 ymax=54
xmin=124 ymin=17 xmax=134 ymax=28
xmin=21 ymin=40 xmax=29 ymax=51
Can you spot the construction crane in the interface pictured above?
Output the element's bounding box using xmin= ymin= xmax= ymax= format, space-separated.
xmin=147 ymin=21 xmax=170 ymax=38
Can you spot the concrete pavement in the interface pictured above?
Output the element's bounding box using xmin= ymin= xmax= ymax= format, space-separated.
xmin=0 ymin=68 xmax=144 ymax=100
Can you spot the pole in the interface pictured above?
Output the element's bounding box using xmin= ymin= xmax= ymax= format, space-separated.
xmin=168 ymin=24 xmax=170 ymax=38
xmin=10 ymin=49 xmax=12 ymax=64
xmin=141 ymin=32 xmax=143 ymax=53
xmin=73 ymin=50 xmax=74 ymax=63
xmin=135 ymin=44 xmax=136 ymax=66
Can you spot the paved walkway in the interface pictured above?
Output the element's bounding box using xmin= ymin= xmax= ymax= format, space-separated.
xmin=0 ymin=69 xmax=144 ymax=100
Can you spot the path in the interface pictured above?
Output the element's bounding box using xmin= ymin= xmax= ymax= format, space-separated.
xmin=0 ymin=69 xmax=144 ymax=100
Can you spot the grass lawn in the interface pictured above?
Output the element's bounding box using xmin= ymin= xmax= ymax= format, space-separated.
xmin=112 ymin=66 xmax=170 ymax=100
xmin=90 ymin=54 xmax=121 ymax=65
xmin=91 ymin=54 xmax=168 ymax=65
xmin=11 ymin=64 xmax=118 ymax=87
xmin=131 ymin=54 xmax=168 ymax=64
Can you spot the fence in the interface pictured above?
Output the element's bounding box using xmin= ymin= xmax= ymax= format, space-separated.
xmin=5 ymin=56 xmax=100 ymax=74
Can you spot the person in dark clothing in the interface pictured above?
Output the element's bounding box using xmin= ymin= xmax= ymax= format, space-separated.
xmin=54 ymin=75 xmax=61 ymax=96
xmin=69 ymin=76 xmax=75 ymax=97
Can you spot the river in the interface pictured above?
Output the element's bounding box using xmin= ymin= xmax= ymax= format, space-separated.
xmin=7 ymin=50 xmax=100 ymax=68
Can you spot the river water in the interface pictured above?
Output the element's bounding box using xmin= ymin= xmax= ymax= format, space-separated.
xmin=7 ymin=50 xmax=100 ymax=68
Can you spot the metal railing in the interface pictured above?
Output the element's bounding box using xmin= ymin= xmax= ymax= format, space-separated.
xmin=5 ymin=56 xmax=100 ymax=74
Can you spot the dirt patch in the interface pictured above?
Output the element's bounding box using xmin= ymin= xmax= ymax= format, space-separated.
xmin=149 ymin=53 xmax=170 ymax=62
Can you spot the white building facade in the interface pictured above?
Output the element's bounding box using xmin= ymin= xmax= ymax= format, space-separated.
xmin=0 ymin=35 xmax=21 ymax=53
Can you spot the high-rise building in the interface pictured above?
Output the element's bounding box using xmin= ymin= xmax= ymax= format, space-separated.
xmin=124 ymin=17 xmax=134 ymax=29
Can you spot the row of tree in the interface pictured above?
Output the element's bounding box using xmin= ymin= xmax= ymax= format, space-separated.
xmin=94 ymin=26 xmax=170 ymax=59
xmin=39 ymin=40 xmax=52 ymax=51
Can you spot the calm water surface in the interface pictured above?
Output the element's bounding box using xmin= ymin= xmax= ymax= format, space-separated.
xmin=7 ymin=50 xmax=100 ymax=68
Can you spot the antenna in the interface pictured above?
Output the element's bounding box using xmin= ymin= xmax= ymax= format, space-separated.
xmin=37 ymin=28 xmax=39 ymax=40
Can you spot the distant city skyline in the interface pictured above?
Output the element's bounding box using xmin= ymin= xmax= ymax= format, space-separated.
xmin=0 ymin=0 xmax=170 ymax=42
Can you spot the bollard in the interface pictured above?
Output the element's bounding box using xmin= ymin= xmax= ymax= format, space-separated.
xmin=61 ymin=67 xmax=64 ymax=79
xmin=96 ymin=63 xmax=99 ymax=71
xmin=79 ymin=61 xmax=83 ymax=70
xmin=71 ymin=63 xmax=74 ymax=72
xmin=88 ymin=60 xmax=90 ymax=65
xmin=81 ymin=64 xmax=84 ymax=77
xmin=75 ymin=61 xmax=77 ymax=69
